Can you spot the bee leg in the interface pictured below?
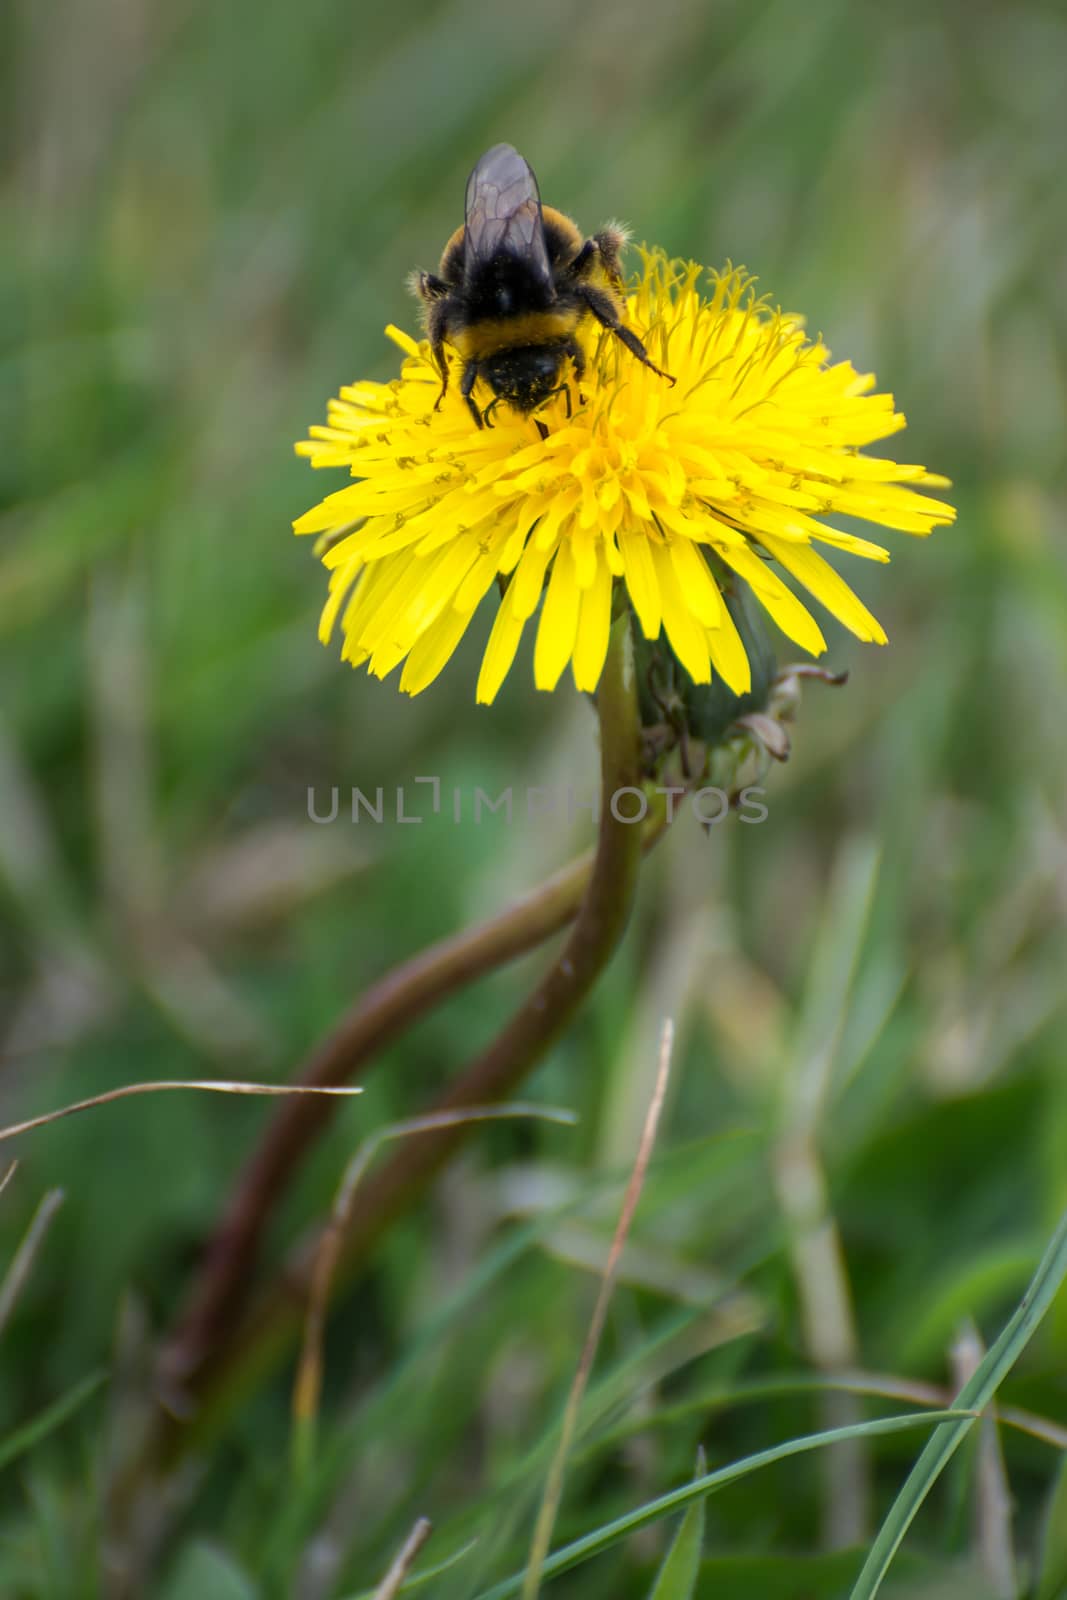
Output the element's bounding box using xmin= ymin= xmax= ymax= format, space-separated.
xmin=607 ymin=318 xmax=675 ymax=384
xmin=612 ymin=321 xmax=675 ymax=385
xmin=534 ymin=420 xmax=550 ymax=441
xmin=540 ymin=380 xmax=573 ymax=422
xmin=418 ymin=272 xmax=449 ymax=298
xmin=460 ymin=361 xmax=484 ymax=429
xmin=431 ymin=351 xmax=449 ymax=412
xmin=426 ymin=299 xmax=452 ymax=413
xmin=566 ymin=239 xmax=598 ymax=277
xmin=575 ymin=284 xmax=675 ymax=385
xmin=564 ymin=337 xmax=586 ymax=407
xmin=591 ymin=227 xmax=629 ymax=284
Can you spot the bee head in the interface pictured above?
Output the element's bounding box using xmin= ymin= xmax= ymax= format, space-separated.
xmin=482 ymin=344 xmax=567 ymax=415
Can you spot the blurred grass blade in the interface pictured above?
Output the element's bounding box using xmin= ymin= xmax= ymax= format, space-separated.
xmin=521 ymin=1019 xmax=674 ymax=1600
xmin=160 ymin=1540 xmax=259 ymax=1600
xmin=0 ymin=1080 xmax=365 ymax=1145
xmin=0 ymin=1187 xmax=64 ymax=1336
xmin=951 ymin=1322 xmax=1017 ymax=1597
xmin=1034 ymin=1453 xmax=1067 ymax=1600
xmin=474 ymin=1410 xmax=971 ymax=1600
xmin=850 ymin=1206 xmax=1067 ymax=1600
xmin=783 ymin=835 xmax=881 ymax=1131
xmin=292 ymin=1102 xmax=579 ymax=1482
xmin=340 ymin=1539 xmax=479 ymax=1600
xmin=647 ymin=1447 xmax=706 ymax=1600
xmin=373 ymin=1517 xmax=432 ymax=1600
xmin=589 ymin=1367 xmax=1067 ymax=1456
xmin=0 ymin=1371 xmax=105 ymax=1472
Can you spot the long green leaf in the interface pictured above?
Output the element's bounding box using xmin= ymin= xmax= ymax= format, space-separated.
xmin=1036 ymin=1453 xmax=1067 ymax=1600
xmin=473 ymin=1409 xmax=970 ymax=1600
xmin=850 ymin=1206 xmax=1067 ymax=1600
xmin=0 ymin=1370 xmax=106 ymax=1473
xmin=647 ymin=1449 xmax=706 ymax=1600
xmin=161 ymin=1541 xmax=259 ymax=1600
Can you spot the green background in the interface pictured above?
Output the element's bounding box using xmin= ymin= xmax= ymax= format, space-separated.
xmin=2 ymin=0 xmax=1066 ymax=1594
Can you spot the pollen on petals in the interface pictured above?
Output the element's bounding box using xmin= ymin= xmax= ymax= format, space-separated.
xmin=294 ymin=249 xmax=955 ymax=701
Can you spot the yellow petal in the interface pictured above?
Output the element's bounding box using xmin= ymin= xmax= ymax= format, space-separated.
xmin=572 ymin=557 xmax=613 ymax=692
xmin=651 ymin=542 xmax=711 ymax=684
xmin=619 ymin=529 xmax=662 ymax=638
xmin=667 ymin=535 xmax=725 ymax=628
xmin=714 ymin=539 xmax=827 ymax=657
xmin=477 ymin=592 xmax=527 ymax=704
xmin=534 ymin=542 xmax=581 ymax=692
xmin=360 ymin=547 xmax=455 ymax=659
xmin=294 ymin=484 xmax=375 ymax=535
xmin=318 ymin=559 xmax=363 ymax=645
xmin=570 ymin=525 xmax=598 ymax=588
xmin=384 ymin=324 xmax=421 ymax=357
xmin=341 ymin=548 xmax=420 ymax=655
xmin=511 ymin=535 xmax=558 ymax=620
xmin=759 ymin=535 xmax=887 ymax=644
xmin=706 ymin=601 xmax=752 ymax=696
xmin=401 ymin=604 xmax=474 ymax=695
xmin=454 ymin=545 xmax=504 ymax=614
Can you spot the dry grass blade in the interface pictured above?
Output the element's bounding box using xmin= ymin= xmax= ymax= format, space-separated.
xmin=0 ymin=1187 xmax=65 ymax=1337
xmin=521 ymin=1018 xmax=675 ymax=1600
xmin=809 ymin=1370 xmax=1067 ymax=1453
xmin=0 ymin=1162 xmax=18 ymax=1199
xmin=291 ymin=1101 xmax=579 ymax=1477
xmin=952 ymin=1322 xmax=1017 ymax=1599
xmin=372 ymin=1517 xmax=433 ymax=1600
xmin=0 ymin=1081 xmax=365 ymax=1146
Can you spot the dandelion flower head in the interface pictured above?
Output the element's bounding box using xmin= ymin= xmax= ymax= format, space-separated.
xmin=294 ymin=251 xmax=955 ymax=703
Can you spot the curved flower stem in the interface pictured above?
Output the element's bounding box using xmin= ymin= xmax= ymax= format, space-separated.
xmin=161 ymin=616 xmax=648 ymax=1453
xmin=160 ymin=688 xmax=663 ymax=1402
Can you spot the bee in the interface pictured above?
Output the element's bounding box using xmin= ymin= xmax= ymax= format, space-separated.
xmin=412 ymin=143 xmax=673 ymax=430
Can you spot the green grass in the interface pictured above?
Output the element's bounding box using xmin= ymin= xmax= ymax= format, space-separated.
xmin=2 ymin=0 xmax=1067 ymax=1595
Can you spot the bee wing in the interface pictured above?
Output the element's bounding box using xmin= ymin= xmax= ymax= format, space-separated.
xmin=463 ymin=144 xmax=553 ymax=289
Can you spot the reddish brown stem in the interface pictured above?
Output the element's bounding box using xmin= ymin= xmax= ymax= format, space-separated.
xmin=160 ymin=788 xmax=664 ymax=1402
xmin=159 ymin=618 xmax=648 ymax=1451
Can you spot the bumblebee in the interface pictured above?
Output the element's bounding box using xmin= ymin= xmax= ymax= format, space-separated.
xmin=412 ymin=143 xmax=673 ymax=429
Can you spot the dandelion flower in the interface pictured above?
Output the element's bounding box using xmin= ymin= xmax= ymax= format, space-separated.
xmin=294 ymin=251 xmax=954 ymax=704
